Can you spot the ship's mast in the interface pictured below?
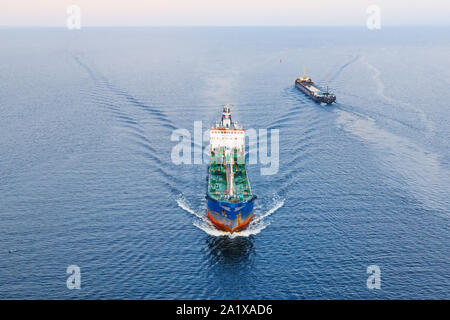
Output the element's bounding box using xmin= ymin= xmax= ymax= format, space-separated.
xmin=221 ymin=104 xmax=232 ymax=129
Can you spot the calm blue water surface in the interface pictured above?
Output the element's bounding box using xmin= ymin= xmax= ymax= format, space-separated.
xmin=0 ymin=27 xmax=449 ymax=299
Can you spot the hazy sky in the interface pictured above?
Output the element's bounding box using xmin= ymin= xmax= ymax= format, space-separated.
xmin=1 ymin=0 xmax=449 ymax=27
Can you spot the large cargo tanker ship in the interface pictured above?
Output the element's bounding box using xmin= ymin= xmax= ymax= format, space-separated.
xmin=206 ymin=105 xmax=256 ymax=233
xmin=295 ymin=70 xmax=336 ymax=104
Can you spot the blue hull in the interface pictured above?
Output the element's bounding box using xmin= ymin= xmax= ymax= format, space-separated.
xmin=206 ymin=196 xmax=256 ymax=232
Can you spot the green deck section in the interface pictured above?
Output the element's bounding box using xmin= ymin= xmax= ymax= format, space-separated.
xmin=208 ymin=149 xmax=253 ymax=202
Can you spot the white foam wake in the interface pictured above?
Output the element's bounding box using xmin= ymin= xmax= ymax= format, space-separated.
xmin=176 ymin=194 xmax=285 ymax=238
xmin=252 ymin=197 xmax=285 ymax=225
xmin=193 ymin=219 xmax=269 ymax=239
xmin=176 ymin=195 xmax=205 ymax=220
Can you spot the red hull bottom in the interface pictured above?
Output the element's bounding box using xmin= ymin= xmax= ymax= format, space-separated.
xmin=207 ymin=211 xmax=254 ymax=233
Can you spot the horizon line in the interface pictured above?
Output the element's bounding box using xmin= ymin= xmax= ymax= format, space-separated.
xmin=1 ymin=24 xmax=450 ymax=28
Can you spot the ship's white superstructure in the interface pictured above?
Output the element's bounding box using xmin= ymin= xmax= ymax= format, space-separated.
xmin=209 ymin=105 xmax=245 ymax=153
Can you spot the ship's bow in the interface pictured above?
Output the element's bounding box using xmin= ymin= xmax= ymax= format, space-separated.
xmin=207 ymin=197 xmax=255 ymax=233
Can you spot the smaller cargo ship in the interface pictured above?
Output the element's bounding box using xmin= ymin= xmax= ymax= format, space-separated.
xmin=295 ymin=70 xmax=336 ymax=104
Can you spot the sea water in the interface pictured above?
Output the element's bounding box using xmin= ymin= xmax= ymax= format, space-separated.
xmin=0 ymin=27 xmax=449 ymax=299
